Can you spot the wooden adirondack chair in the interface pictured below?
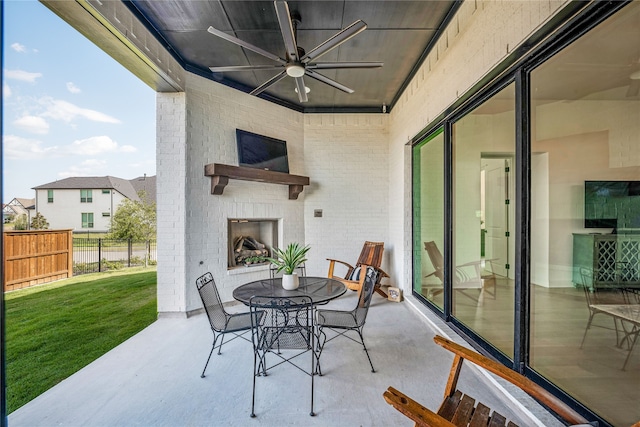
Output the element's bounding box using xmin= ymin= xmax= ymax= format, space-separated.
xmin=422 ymin=241 xmax=496 ymax=303
xmin=327 ymin=241 xmax=390 ymax=298
xmin=384 ymin=335 xmax=595 ymax=427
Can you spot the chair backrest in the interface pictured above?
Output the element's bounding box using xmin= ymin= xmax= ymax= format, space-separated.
xmin=196 ymin=272 xmax=230 ymax=332
xmin=580 ymin=267 xmax=595 ymax=306
xmin=270 ymin=263 xmax=307 ymax=279
xmin=249 ymin=296 xmax=313 ymax=350
xmin=356 ymin=241 xmax=384 ymax=269
xmin=424 ymin=241 xmax=445 ymax=281
xmin=580 ymin=267 xmax=628 ymax=304
xmin=354 ymin=266 xmax=378 ymax=326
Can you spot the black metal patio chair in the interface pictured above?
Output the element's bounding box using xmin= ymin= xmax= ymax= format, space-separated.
xmin=249 ymin=295 xmax=316 ymax=417
xmin=316 ymin=264 xmax=378 ymax=373
xmin=195 ymin=272 xmax=264 ymax=378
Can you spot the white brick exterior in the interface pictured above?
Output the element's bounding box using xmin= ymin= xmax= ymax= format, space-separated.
xmin=156 ymin=1 xmax=570 ymax=314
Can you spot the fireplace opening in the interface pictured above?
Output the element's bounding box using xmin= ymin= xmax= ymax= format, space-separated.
xmin=228 ymin=219 xmax=279 ymax=269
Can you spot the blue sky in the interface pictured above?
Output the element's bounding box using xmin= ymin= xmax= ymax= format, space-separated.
xmin=2 ymin=0 xmax=156 ymax=201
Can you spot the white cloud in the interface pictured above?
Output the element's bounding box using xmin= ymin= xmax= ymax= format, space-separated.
xmin=66 ymin=82 xmax=81 ymax=94
xmin=11 ymin=43 xmax=26 ymax=53
xmin=3 ymin=83 xmax=11 ymax=98
xmin=120 ymin=145 xmax=137 ymax=153
xmin=3 ymin=134 xmax=135 ymax=160
xmin=67 ymin=135 xmax=119 ymax=155
xmin=5 ymin=69 xmax=42 ymax=83
xmin=40 ymin=98 xmax=120 ymax=124
xmin=58 ymin=159 xmax=108 ymax=178
xmin=13 ymin=115 xmax=50 ymax=135
xmin=3 ymin=135 xmax=56 ymax=159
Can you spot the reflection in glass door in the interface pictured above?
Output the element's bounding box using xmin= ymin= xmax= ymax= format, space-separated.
xmin=413 ymin=130 xmax=445 ymax=310
xmin=452 ymin=84 xmax=516 ymax=358
xmin=482 ymin=157 xmax=513 ymax=279
xmin=529 ymin=3 xmax=640 ymax=424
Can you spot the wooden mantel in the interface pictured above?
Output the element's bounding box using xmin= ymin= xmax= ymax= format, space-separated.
xmin=204 ymin=163 xmax=310 ymax=200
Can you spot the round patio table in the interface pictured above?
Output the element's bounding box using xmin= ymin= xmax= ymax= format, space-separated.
xmin=233 ymin=276 xmax=346 ymax=305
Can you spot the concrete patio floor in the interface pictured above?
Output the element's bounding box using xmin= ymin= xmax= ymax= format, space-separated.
xmin=9 ymin=292 xmax=564 ymax=426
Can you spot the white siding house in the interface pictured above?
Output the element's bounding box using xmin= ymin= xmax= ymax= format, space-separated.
xmin=33 ymin=176 xmax=156 ymax=232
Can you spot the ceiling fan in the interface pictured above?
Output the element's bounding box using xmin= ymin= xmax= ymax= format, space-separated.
xmin=207 ymin=0 xmax=383 ymax=103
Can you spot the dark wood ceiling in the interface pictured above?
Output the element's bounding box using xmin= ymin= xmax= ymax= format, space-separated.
xmin=126 ymin=0 xmax=460 ymax=112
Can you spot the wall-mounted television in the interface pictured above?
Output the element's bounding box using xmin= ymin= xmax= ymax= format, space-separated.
xmin=584 ymin=180 xmax=640 ymax=230
xmin=236 ymin=129 xmax=289 ymax=173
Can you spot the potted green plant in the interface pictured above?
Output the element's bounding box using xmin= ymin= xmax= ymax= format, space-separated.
xmin=267 ymin=243 xmax=310 ymax=290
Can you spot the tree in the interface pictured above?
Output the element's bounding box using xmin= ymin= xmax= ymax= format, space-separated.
xmin=13 ymin=214 xmax=28 ymax=230
xmin=108 ymin=191 xmax=156 ymax=266
xmin=31 ymin=213 xmax=50 ymax=230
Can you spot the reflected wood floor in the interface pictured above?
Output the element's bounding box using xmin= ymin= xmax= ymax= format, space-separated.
xmin=423 ymin=278 xmax=640 ymax=427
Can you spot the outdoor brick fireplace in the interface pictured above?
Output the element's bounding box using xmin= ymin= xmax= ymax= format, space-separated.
xmin=227 ymin=218 xmax=279 ymax=268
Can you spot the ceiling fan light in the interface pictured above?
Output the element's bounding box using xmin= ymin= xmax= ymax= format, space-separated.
xmin=630 ymin=70 xmax=640 ymax=80
xmin=294 ymin=86 xmax=311 ymax=94
xmin=286 ymin=64 xmax=305 ymax=77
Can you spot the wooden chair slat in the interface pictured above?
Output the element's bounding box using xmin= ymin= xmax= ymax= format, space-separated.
xmin=450 ymin=394 xmax=476 ymax=427
xmin=438 ymin=390 xmax=462 ymax=421
xmin=469 ymin=403 xmax=491 ymax=427
xmin=488 ymin=411 xmax=507 ymax=427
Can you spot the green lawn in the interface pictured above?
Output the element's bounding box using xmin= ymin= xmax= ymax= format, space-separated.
xmin=4 ymin=267 xmax=158 ymax=413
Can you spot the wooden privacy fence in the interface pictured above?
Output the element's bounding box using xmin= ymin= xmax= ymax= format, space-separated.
xmin=3 ymin=229 xmax=73 ymax=292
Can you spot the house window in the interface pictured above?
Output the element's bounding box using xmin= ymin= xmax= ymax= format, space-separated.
xmin=47 ymin=190 xmax=54 ymax=203
xmin=102 ymin=189 xmax=110 ymax=194
xmin=81 ymin=213 xmax=94 ymax=228
xmin=81 ymin=189 xmax=93 ymax=203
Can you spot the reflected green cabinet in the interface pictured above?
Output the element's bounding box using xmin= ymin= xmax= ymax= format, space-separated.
xmin=572 ymin=233 xmax=640 ymax=290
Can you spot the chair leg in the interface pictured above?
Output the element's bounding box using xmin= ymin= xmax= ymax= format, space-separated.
xmin=375 ymin=284 xmax=388 ymax=298
xmin=201 ymin=334 xmax=220 ymax=378
xmin=358 ymin=328 xmax=375 ymax=373
xmin=251 ymin=358 xmax=257 ymax=418
xmin=217 ymin=333 xmax=226 ymax=355
xmin=310 ymin=331 xmax=315 ymax=417
xmin=621 ymin=325 xmax=639 ymax=371
xmin=580 ymin=311 xmax=596 ymax=349
xmin=315 ymin=328 xmax=326 ymax=376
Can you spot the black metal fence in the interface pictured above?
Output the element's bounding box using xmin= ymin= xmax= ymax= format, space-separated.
xmin=72 ymin=238 xmax=157 ymax=275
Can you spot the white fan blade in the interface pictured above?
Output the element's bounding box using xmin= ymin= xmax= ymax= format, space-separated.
xmin=307 ymin=62 xmax=383 ymax=70
xmin=305 ymin=69 xmax=354 ymax=94
xmin=207 ymin=26 xmax=285 ymax=65
xmin=274 ymin=1 xmax=299 ymax=62
xmin=209 ymin=65 xmax=284 ymax=73
xmin=294 ymin=76 xmax=308 ymax=103
xmin=301 ymin=20 xmax=367 ymax=64
xmin=250 ymin=70 xmax=288 ymax=96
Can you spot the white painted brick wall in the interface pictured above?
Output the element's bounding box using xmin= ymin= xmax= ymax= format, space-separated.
xmin=182 ymin=74 xmax=305 ymax=311
xmin=157 ymin=92 xmax=187 ymax=314
xmin=303 ymin=114 xmax=390 ymax=280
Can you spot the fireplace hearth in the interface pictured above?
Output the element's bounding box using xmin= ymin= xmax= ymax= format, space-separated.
xmin=227 ymin=219 xmax=279 ymax=268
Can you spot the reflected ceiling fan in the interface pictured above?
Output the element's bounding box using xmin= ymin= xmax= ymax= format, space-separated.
xmin=207 ymin=0 xmax=383 ymax=103
xmin=627 ymin=70 xmax=640 ymax=97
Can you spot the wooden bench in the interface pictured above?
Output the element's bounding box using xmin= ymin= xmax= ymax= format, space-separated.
xmin=384 ymin=335 xmax=591 ymax=427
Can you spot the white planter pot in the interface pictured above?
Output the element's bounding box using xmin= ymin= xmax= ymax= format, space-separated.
xmin=282 ymin=272 xmax=299 ymax=290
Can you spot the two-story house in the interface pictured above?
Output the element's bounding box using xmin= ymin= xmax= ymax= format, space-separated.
xmin=2 ymin=198 xmax=35 ymax=224
xmin=33 ymin=175 xmax=156 ymax=232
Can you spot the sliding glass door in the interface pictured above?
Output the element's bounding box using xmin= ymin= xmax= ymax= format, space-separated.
xmin=451 ymin=84 xmax=516 ymax=358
